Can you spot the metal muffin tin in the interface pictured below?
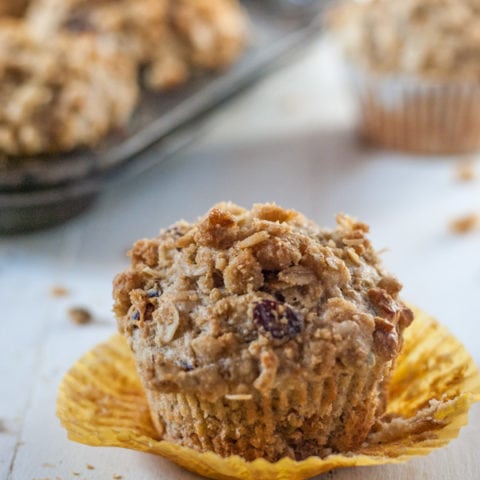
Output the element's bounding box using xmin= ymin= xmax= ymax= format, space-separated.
xmin=0 ymin=1 xmax=327 ymax=234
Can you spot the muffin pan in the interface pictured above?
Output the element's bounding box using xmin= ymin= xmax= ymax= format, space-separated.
xmin=0 ymin=1 xmax=327 ymax=234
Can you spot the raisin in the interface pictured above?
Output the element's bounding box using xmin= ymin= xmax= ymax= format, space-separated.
xmin=63 ymin=12 xmax=95 ymax=33
xmin=178 ymin=360 xmax=193 ymax=371
xmin=144 ymin=304 xmax=155 ymax=321
xmin=253 ymin=300 xmax=303 ymax=340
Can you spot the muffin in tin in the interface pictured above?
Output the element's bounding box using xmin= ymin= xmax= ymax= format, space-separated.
xmin=329 ymin=0 xmax=480 ymax=154
xmin=0 ymin=19 xmax=138 ymax=156
xmin=113 ymin=203 xmax=413 ymax=461
xmin=0 ymin=0 xmax=30 ymax=17
xmin=27 ymin=0 xmax=248 ymax=91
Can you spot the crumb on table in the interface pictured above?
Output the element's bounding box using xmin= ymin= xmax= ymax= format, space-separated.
xmin=86 ymin=464 xmax=95 ymax=470
xmin=50 ymin=286 xmax=70 ymax=298
xmin=68 ymin=307 xmax=93 ymax=325
xmin=455 ymin=158 xmax=476 ymax=182
xmin=449 ymin=213 xmax=479 ymax=234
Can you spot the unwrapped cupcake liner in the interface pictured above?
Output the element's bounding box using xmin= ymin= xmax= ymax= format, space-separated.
xmin=57 ymin=307 xmax=480 ymax=480
xmin=347 ymin=65 xmax=480 ymax=154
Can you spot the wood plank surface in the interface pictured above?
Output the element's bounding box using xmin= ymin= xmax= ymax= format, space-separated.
xmin=1 ymin=38 xmax=479 ymax=480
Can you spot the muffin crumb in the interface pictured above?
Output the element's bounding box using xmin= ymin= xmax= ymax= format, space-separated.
xmin=449 ymin=213 xmax=479 ymax=234
xmin=455 ymin=158 xmax=476 ymax=182
xmin=50 ymin=286 xmax=69 ymax=298
xmin=86 ymin=464 xmax=95 ymax=470
xmin=68 ymin=307 xmax=93 ymax=325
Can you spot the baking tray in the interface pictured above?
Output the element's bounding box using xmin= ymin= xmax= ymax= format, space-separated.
xmin=0 ymin=0 xmax=328 ymax=234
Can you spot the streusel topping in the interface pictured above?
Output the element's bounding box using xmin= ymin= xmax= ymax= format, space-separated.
xmin=329 ymin=0 xmax=480 ymax=80
xmin=0 ymin=19 xmax=138 ymax=156
xmin=27 ymin=0 xmax=247 ymax=91
xmin=114 ymin=203 xmax=413 ymax=402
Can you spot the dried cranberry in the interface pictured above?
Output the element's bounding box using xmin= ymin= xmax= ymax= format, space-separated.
xmin=253 ymin=300 xmax=303 ymax=340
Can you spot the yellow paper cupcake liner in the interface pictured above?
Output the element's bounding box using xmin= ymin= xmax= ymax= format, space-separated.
xmin=57 ymin=307 xmax=480 ymax=480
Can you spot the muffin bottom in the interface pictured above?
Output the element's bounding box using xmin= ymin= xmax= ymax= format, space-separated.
xmin=145 ymin=366 xmax=387 ymax=462
xmin=350 ymin=68 xmax=480 ymax=154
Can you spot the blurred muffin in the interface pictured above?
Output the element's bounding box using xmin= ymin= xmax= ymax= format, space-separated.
xmin=0 ymin=0 xmax=30 ymax=17
xmin=0 ymin=19 xmax=138 ymax=156
xmin=329 ymin=0 xmax=480 ymax=154
xmin=113 ymin=203 xmax=413 ymax=461
xmin=27 ymin=0 xmax=169 ymax=72
xmin=27 ymin=0 xmax=248 ymax=91
xmin=146 ymin=0 xmax=248 ymax=90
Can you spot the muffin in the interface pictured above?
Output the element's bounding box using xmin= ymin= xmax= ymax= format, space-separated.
xmin=328 ymin=0 xmax=480 ymax=154
xmin=145 ymin=0 xmax=248 ymax=90
xmin=113 ymin=203 xmax=413 ymax=462
xmin=0 ymin=0 xmax=30 ymax=17
xmin=0 ymin=19 xmax=138 ymax=156
xmin=26 ymin=0 xmax=169 ymax=74
xmin=27 ymin=0 xmax=248 ymax=91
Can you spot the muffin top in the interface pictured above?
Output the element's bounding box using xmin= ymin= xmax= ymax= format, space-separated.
xmin=114 ymin=203 xmax=413 ymax=401
xmin=0 ymin=19 xmax=138 ymax=156
xmin=27 ymin=0 xmax=247 ymax=91
xmin=0 ymin=0 xmax=30 ymax=17
xmin=27 ymin=0 xmax=168 ymax=65
xmin=329 ymin=0 xmax=480 ymax=81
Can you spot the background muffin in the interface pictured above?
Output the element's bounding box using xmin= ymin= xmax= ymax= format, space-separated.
xmin=329 ymin=0 xmax=480 ymax=154
xmin=27 ymin=0 xmax=248 ymax=91
xmin=0 ymin=0 xmax=30 ymax=17
xmin=0 ymin=19 xmax=138 ymax=156
xmin=113 ymin=203 xmax=413 ymax=462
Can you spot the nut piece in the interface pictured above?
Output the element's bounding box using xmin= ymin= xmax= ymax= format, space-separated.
xmin=373 ymin=317 xmax=398 ymax=360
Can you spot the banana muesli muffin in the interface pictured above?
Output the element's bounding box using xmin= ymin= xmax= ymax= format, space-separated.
xmin=0 ymin=19 xmax=138 ymax=156
xmin=27 ymin=0 xmax=248 ymax=91
xmin=0 ymin=0 xmax=30 ymax=17
xmin=113 ymin=203 xmax=413 ymax=461
xmin=329 ymin=0 xmax=480 ymax=153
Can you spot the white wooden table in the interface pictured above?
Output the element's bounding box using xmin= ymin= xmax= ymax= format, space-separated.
xmin=1 ymin=37 xmax=479 ymax=480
